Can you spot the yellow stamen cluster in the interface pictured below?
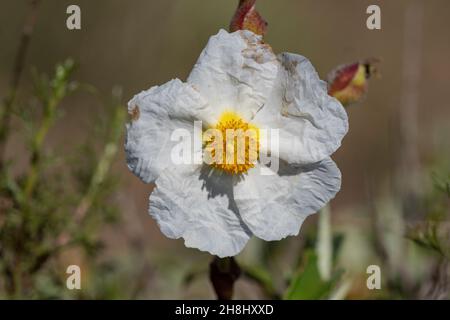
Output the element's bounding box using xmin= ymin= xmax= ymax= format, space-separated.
xmin=204 ymin=112 xmax=259 ymax=175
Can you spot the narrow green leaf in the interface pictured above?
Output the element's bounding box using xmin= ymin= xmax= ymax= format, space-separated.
xmin=284 ymin=251 xmax=342 ymax=300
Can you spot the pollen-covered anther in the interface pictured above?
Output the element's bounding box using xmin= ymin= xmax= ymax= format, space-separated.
xmin=204 ymin=112 xmax=259 ymax=175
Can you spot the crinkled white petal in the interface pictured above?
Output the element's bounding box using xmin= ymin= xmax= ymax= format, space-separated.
xmin=233 ymin=158 xmax=341 ymax=241
xmin=149 ymin=164 xmax=252 ymax=257
xmin=253 ymin=53 xmax=348 ymax=165
xmin=187 ymin=29 xmax=279 ymax=122
xmin=125 ymin=79 xmax=210 ymax=183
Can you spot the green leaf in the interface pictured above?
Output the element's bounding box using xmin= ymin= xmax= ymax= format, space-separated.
xmin=283 ymin=250 xmax=342 ymax=300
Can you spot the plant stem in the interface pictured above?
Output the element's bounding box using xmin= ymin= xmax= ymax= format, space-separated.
xmin=23 ymin=107 xmax=54 ymax=198
xmin=56 ymin=93 xmax=125 ymax=248
xmin=74 ymin=103 xmax=125 ymax=222
xmin=316 ymin=205 xmax=332 ymax=281
xmin=0 ymin=0 xmax=42 ymax=168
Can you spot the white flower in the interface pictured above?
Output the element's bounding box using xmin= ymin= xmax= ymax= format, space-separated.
xmin=125 ymin=29 xmax=348 ymax=257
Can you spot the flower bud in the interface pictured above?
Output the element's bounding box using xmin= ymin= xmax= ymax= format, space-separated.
xmin=327 ymin=58 xmax=380 ymax=107
xmin=230 ymin=0 xmax=268 ymax=36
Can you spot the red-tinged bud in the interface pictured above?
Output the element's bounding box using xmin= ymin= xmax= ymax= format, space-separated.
xmin=230 ymin=0 xmax=268 ymax=36
xmin=327 ymin=58 xmax=380 ymax=107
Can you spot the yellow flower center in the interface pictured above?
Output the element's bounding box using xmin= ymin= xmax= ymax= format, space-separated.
xmin=203 ymin=112 xmax=259 ymax=175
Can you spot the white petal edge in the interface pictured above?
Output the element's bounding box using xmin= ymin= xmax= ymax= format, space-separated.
xmin=125 ymin=79 xmax=210 ymax=183
xmin=149 ymin=164 xmax=252 ymax=257
xmin=233 ymin=158 xmax=341 ymax=241
xmin=187 ymin=29 xmax=279 ymax=122
xmin=252 ymin=53 xmax=349 ymax=165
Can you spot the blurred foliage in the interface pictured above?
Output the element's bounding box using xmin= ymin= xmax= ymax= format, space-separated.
xmin=0 ymin=59 xmax=126 ymax=299
xmin=182 ymin=160 xmax=449 ymax=300
xmin=407 ymin=165 xmax=450 ymax=259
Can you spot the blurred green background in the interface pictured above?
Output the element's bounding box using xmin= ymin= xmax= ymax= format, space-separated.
xmin=0 ymin=0 xmax=449 ymax=299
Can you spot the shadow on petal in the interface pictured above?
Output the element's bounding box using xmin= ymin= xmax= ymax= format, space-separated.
xmin=199 ymin=164 xmax=252 ymax=235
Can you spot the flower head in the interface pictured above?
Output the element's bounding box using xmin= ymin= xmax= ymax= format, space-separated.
xmin=125 ymin=30 xmax=348 ymax=257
